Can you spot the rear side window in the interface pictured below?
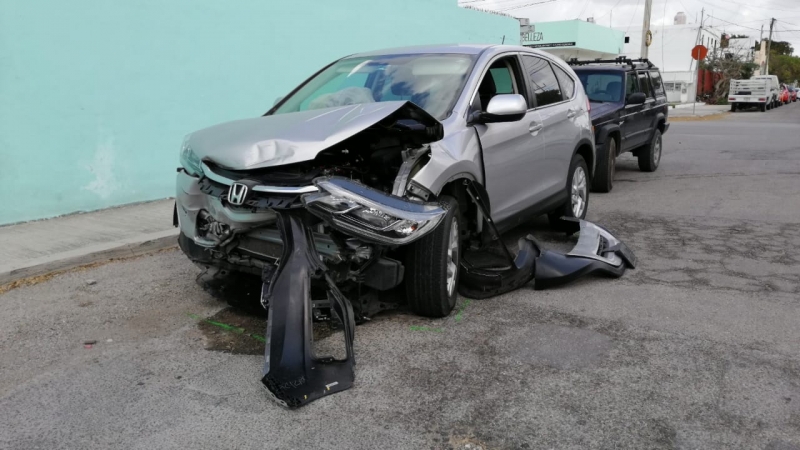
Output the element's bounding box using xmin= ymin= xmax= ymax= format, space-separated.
xmin=553 ymin=65 xmax=576 ymax=100
xmin=637 ymin=72 xmax=654 ymax=98
xmin=521 ymin=55 xmax=563 ymax=108
xmin=649 ymin=71 xmax=665 ymax=97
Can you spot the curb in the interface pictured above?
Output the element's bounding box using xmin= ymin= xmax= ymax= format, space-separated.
xmin=0 ymin=229 xmax=179 ymax=287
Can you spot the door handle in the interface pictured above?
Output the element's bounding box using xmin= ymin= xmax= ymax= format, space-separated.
xmin=529 ymin=122 xmax=543 ymax=133
xmin=567 ymin=109 xmax=577 ymax=119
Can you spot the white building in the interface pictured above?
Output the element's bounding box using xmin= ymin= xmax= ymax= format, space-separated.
xmin=616 ymin=14 xmax=723 ymax=103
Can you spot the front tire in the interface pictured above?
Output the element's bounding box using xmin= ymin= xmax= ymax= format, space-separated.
xmin=549 ymin=154 xmax=589 ymax=227
xmin=591 ymin=137 xmax=616 ymax=193
xmin=405 ymin=195 xmax=461 ymax=318
xmin=638 ymin=129 xmax=662 ymax=172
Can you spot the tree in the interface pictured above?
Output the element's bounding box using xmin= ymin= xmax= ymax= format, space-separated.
xmin=769 ymin=54 xmax=800 ymax=84
xmin=759 ymin=39 xmax=794 ymax=56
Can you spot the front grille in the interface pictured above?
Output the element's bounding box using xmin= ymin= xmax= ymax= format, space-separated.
xmin=198 ymin=178 xmax=303 ymax=211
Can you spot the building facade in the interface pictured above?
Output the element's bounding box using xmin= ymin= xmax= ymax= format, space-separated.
xmin=618 ymin=17 xmax=723 ymax=103
xmin=520 ymin=20 xmax=625 ymax=61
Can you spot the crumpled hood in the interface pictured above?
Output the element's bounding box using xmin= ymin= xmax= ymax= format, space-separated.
xmin=187 ymin=101 xmax=442 ymax=170
xmin=589 ymin=101 xmax=621 ymax=122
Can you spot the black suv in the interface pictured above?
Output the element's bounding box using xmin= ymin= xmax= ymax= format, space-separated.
xmin=570 ymin=58 xmax=670 ymax=192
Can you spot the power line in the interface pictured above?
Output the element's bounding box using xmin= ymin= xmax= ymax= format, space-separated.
xmin=593 ymin=0 xmax=624 ymax=21
xmin=625 ymin=0 xmax=642 ymax=34
xmin=575 ymin=0 xmax=591 ymax=20
xmin=497 ymin=0 xmax=560 ymax=11
xmin=705 ymin=14 xmax=764 ymax=32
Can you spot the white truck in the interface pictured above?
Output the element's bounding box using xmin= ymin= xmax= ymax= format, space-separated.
xmin=729 ymin=75 xmax=779 ymax=112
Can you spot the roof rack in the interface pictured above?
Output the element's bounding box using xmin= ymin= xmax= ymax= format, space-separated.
xmin=567 ymin=56 xmax=656 ymax=69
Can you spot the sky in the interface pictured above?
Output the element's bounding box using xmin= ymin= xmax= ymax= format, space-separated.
xmin=459 ymin=0 xmax=800 ymax=55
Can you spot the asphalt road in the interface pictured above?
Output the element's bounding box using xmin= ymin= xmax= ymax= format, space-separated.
xmin=2 ymin=105 xmax=800 ymax=450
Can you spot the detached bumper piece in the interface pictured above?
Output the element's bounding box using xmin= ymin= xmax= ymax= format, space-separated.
xmin=458 ymin=181 xmax=635 ymax=297
xmin=260 ymin=211 xmax=355 ymax=408
xmin=533 ymin=218 xmax=637 ymax=290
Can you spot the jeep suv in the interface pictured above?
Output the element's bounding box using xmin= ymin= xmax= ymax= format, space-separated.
xmin=570 ymin=58 xmax=669 ymax=192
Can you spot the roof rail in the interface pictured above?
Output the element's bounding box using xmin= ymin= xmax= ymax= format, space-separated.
xmin=567 ymin=56 xmax=655 ymax=69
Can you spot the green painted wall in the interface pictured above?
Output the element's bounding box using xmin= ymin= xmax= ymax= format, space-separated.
xmin=523 ymin=20 xmax=624 ymax=55
xmin=0 ymin=0 xmax=518 ymax=224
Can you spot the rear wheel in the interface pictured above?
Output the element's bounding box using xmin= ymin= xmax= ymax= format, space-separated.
xmin=761 ymin=102 xmax=768 ymax=112
xmin=730 ymin=104 xmax=737 ymax=112
xmin=638 ymin=129 xmax=662 ymax=172
xmin=405 ymin=195 xmax=461 ymax=318
xmin=591 ymin=137 xmax=616 ymax=193
xmin=549 ymin=154 xmax=589 ymax=227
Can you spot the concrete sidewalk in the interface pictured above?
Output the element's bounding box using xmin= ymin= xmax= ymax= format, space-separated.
xmin=0 ymin=200 xmax=178 ymax=286
xmin=669 ymin=103 xmax=730 ymax=118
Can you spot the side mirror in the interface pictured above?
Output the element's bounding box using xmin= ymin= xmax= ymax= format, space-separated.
xmin=627 ymin=92 xmax=646 ymax=105
xmin=473 ymin=94 xmax=527 ymax=124
xmin=273 ymin=96 xmax=284 ymax=106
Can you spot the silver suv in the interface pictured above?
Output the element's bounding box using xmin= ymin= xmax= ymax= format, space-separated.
xmin=176 ymin=44 xmax=594 ymax=318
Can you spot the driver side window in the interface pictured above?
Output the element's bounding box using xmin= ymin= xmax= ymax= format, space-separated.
xmin=625 ymin=73 xmax=639 ymax=99
xmin=474 ymin=57 xmax=522 ymax=112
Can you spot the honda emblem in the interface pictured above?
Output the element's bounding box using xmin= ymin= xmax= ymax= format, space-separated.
xmin=228 ymin=183 xmax=249 ymax=206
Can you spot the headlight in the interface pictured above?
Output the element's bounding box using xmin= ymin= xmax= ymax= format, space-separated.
xmin=302 ymin=177 xmax=446 ymax=245
xmin=179 ymin=137 xmax=203 ymax=176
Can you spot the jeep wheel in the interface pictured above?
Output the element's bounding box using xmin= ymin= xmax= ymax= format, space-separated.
xmin=405 ymin=195 xmax=461 ymax=318
xmin=638 ymin=129 xmax=662 ymax=172
xmin=549 ymin=154 xmax=589 ymax=227
xmin=591 ymin=137 xmax=616 ymax=193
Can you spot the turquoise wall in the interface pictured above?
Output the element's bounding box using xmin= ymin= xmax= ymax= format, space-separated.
xmin=0 ymin=0 xmax=518 ymax=224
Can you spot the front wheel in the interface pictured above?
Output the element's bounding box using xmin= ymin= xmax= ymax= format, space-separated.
xmin=549 ymin=154 xmax=589 ymax=227
xmin=405 ymin=195 xmax=461 ymax=318
xmin=591 ymin=137 xmax=616 ymax=193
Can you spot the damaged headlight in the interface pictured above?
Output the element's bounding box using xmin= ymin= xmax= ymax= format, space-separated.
xmin=303 ymin=177 xmax=446 ymax=245
xmin=179 ymin=137 xmax=204 ymax=176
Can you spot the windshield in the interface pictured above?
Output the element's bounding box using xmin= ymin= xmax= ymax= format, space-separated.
xmin=272 ymin=54 xmax=475 ymax=120
xmin=576 ymin=71 xmax=624 ymax=103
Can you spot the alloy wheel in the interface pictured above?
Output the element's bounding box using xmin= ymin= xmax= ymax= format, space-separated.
xmin=571 ymin=166 xmax=587 ymax=217
xmin=446 ymin=220 xmax=459 ymax=296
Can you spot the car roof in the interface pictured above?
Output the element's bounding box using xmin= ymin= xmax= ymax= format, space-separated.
xmin=347 ymin=44 xmax=533 ymax=58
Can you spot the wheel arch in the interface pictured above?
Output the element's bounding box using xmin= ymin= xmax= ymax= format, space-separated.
xmin=574 ymin=138 xmax=595 ymax=178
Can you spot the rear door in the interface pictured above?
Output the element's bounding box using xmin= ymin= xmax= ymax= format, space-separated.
xmin=638 ymin=70 xmax=658 ymax=142
xmin=520 ymin=54 xmax=574 ymax=198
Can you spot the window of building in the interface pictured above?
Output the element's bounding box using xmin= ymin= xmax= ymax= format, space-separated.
xmin=625 ymin=36 xmax=630 ymax=44
xmin=521 ymin=55 xmax=563 ymax=107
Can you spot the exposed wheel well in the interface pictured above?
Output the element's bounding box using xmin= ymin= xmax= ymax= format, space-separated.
xmin=439 ymin=178 xmax=480 ymax=240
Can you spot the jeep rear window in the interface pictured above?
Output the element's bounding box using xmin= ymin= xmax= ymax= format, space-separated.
xmin=576 ymin=71 xmax=624 ymax=103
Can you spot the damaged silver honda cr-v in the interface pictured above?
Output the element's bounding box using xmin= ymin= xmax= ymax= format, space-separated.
xmin=175 ymin=45 xmax=635 ymax=408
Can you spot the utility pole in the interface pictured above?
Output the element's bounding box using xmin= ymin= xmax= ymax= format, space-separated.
xmin=640 ymin=0 xmax=653 ymax=59
xmin=765 ymin=18 xmax=775 ymax=75
xmin=693 ymin=8 xmax=704 ymax=115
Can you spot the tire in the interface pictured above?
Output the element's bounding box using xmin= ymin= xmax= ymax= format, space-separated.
xmin=405 ymin=195 xmax=461 ymax=318
xmin=549 ymin=154 xmax=589 ymax=227
xmin=591 ymin=137 xmax=616 ymax=193
xmin=638 ymin=129 xmax=662 ymax=172
xmin=761 ymin=103 xmax=768 ymax=112
xmin=730 ymin=104 xmax=736 ymax=112
xmin=766 ymin=102 xmax=772 ymax=111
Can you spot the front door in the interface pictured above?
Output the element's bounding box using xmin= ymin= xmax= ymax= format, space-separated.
xmin=621 ymin=72 xmax=647 ymax=150
xmin=474 ymin=55 xmax=547 ymax=224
